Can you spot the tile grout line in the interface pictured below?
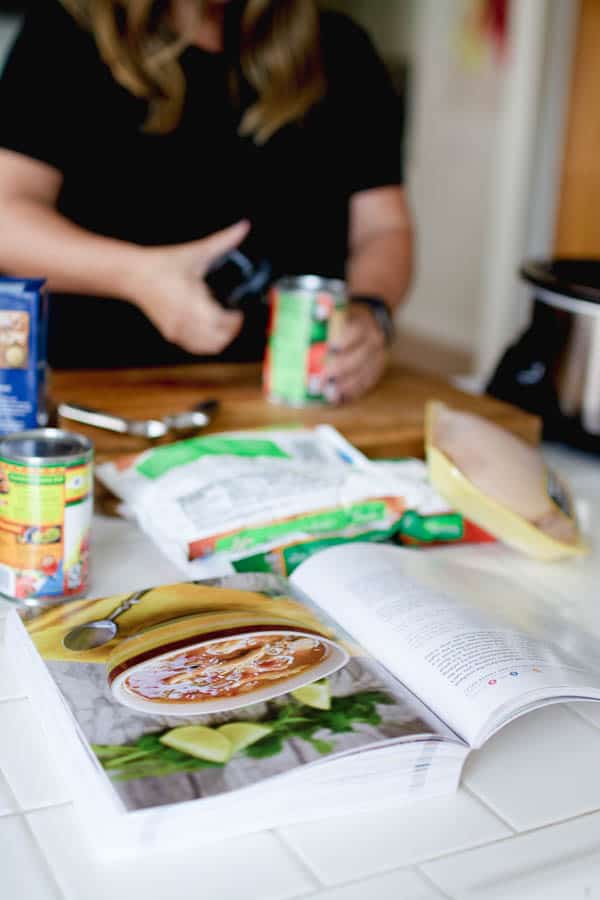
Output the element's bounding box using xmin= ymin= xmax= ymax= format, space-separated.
xmin=270 ymin=829 xmax=323 ymax=893
xmin=414 ymin=805 xmax=600 ymax=873
xmin=0 ymin=763 xmax=20 ymax=822
xmin=408 ymin=834 xmax=519 ymax=869
xmin=461 ymin=784 xmax=518 ymax=835
xmin=477 ymin=845 xmax=600 ymax=899
xmin=0 ymin=807 xmax=25 ymax=820
xmin=463 ymin=781 xmax=600 ymax=841
xmin=519 ymin=804 xmax=600 ymax=836
xmin=412 ymin=863 xmax=456 ymax=900
xmin=268 ymin=859 xmax=459 ymax=900
xmin=562 ymin=702 xmax=600 ymax=729
xmin=20 ymin=811 xmax=66 ymax=900
xmin=23 ymin=799 xmax=74 ymax=817
xmin=270 ymin=831 xmax=523 ymax=894
xmin=0 ymin=787 xmax=66 ymax=900
xmin=0 ymin=799 xmax=73 ymax=821
xmin=282 ymin=802 xmax=600 ymax=888
xmin=422 ymin=843 xmax=600 ymax=900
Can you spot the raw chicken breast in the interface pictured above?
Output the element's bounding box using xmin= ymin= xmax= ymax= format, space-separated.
xmin=430 ymin=403 xmax=579 ymax=544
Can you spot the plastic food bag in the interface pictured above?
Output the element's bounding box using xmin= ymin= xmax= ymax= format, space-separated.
xmin=425 ymin=401 xmax=586 ymax=560
xmin=96 ymin=426 xmax=493 ymax=578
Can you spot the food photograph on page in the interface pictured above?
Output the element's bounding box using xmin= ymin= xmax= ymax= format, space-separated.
xmin=26 ymin=573 xmax=444 ymax=812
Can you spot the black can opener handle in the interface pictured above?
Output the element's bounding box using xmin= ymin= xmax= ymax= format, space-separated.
xmin=205 ymin=250 xmax=272 ymax=309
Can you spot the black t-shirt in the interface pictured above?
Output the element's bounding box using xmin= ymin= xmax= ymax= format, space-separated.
xmin=0 ymin=1 xmax=404 ymax=368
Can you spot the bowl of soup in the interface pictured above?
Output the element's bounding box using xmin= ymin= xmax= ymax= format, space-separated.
xmin=107 ymin=609 xmax=348 ymax=715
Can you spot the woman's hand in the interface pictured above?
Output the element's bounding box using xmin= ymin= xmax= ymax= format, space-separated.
xmin=128 ymin=220 xmax=250 ymax=355
xmin=323 ymin=302 xmax=388 ymax=403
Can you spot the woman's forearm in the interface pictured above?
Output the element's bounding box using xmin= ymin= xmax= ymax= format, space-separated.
xmin=347 ymin=186 xmax=414 ymax=311
xmin=346 ymin=225 xmax=413 ymax=311
xmin=0 ymin=184 xmax=249 ymax=355
xmin=0 ymin=199 xmax=143 ymax=300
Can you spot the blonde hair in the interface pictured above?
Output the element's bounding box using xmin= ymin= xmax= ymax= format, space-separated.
xmin=61 ymin=0 xmax=325 ymax=143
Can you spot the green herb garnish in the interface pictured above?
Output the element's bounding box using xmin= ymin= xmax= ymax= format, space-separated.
xmin=245 ymin=690 xmax=391 ymax=758
xmin=92 ymin=732 xmax=223 ymax=781
xmin=92 ymin=690 xmax=393 ymax=781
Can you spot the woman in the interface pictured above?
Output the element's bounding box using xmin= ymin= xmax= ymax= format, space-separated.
xmin=0 ymin=0 xmax=412 ymax=402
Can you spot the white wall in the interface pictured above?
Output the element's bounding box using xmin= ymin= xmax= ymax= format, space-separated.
xmin=329 ymin=0 xmax=506 ymax=360
xmin=400 ymin=0 xmax=504 ymax=356
xmin=475 ymin=0 xmax=579 ymax=378
xmin=332 ymin=0 xmax=574 ymax=379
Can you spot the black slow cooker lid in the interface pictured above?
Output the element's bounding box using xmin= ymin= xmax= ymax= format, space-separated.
xmin=520 ymin=259 xmax=600 ymax=305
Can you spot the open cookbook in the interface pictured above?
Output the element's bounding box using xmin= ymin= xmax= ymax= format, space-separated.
xmin=7 ymin=541 xmax=600 ymax=858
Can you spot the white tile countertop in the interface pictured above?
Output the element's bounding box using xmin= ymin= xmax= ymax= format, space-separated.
xmin=2 ymin=443 xmax=600 ymax=900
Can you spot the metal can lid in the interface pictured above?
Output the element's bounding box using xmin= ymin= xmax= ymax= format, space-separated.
xmin=275 ymin=275 xmax=347 ymax=297
xmin=0 ymin=428 xmax=93 ymax=464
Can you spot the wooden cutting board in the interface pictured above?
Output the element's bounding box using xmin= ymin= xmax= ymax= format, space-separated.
xmin=51 ymin=361 xmax=541 ymax=461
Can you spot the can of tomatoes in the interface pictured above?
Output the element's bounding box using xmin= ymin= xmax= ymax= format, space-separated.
xmin=263 ymin=275 xmax=347 ymax=406
xmin=0 ymin=429 xmax=93 ymax=609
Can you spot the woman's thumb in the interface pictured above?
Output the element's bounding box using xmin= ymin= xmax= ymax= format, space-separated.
xmin=201 ymin=220 xmax=251 ymax=264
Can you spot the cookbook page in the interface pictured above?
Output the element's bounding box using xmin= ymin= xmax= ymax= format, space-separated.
xmin=25 ymin=573 xmax=453 ymax=815
xmin=291 ymin=544 xmax=600 ymax=746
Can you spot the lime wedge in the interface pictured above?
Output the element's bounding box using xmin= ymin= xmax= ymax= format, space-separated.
xmin=291 ymin=680 xmax=331 ymax=710
xmin=217 ymin=722 xmax=272 ymax=754
xmin=160 ymin=725 xmax=232 ymax=763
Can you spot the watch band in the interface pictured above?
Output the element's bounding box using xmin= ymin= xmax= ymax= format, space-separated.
xmin=350 ymin=295 xmax=395 ymax=345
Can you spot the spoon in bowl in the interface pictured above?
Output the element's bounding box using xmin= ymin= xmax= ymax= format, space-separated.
xmin=62 ymin=587 xmax=151 ymax=651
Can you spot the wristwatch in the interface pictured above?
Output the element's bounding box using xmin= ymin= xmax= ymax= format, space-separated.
xmin=350 ymin=295 xmax=395 ymax=345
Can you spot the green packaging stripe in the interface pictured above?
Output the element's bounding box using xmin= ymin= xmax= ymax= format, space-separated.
xmin=136 ymin=436 xmax=289 ymax=479
xmin=280 ymin=527 xmax=398 ymax=572
xmin=233 ymin=523 xmax=402 ymax=576
xmin=232 ymin=511 xmax=469 ymax=576
xmin=399 ymin=510 xmax=464 ymax=542
xmin=216 ymin=500 xmax=388 ymax=554
xmin=8 ymin=472 xmax=65 ymax=485
xmin=233 ymin=553 xmax=274 ymax=574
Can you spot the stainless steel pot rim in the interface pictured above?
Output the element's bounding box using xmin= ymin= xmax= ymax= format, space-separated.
xmin=533 ymin=287 xmax=600 ymax=319
xmin=521 ymin=259 xmax=600 ymax=306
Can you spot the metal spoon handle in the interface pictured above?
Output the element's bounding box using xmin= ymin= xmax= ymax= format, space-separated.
xmin=58 ymin=403 xmax=132 ymax=435
xmin=58 ymin=403 xmax=168 ymax=439
xmin=106 ymin=589 xmax=148 ymax=622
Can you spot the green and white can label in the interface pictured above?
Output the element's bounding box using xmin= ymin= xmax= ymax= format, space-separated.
xmin=263 ymin=276 xmax=347 ymax=406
